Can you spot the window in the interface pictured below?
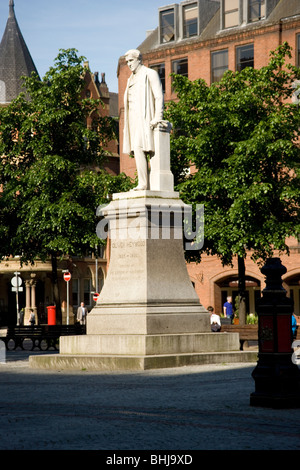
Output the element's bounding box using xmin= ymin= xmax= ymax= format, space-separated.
xmin=211 ymin=50 xmax=228 ymax=82
xmin=98 ymin=244 xmax=105 ymax=259
xmin=150 ymin=63 xmax=166 ymax=93
xmin=248 ymin=0 xmax=266 ymax=23
xmin=72 ymin=279 xmax=79 ymax=307
xmin=98 ymin=269 xmax=104 ymax=293
xmin=172 ymin=58 xmax=188 ymax=77
xmin=223 ymin=0 xmax=239 ymax=29
xmin=160 ymin=8 xmax=175 ymax=43
xmin=84 ymin=278 xmax=91 ymax=306
xmin=294 ymin=36 xmax=300 ymax=105
xmin=183 ymin=3 xmax=198 ymax=38
xmin=236 ymin=44 xmax=254 ymax=71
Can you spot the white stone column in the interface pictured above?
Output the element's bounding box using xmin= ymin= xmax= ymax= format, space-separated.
xmin=25 ymin=280 xmax=31 ymax=309
xmin=24 ymin=276 xmax=38 ymax=324
xmin=24 ymin=280 xmax=31 ymax=325
xmin=31 ymin=280 xmax=37 ymax=313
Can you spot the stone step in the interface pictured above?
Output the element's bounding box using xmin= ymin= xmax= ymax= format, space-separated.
xmin=59 ymin=332 xmax=241 ymax=356
xmin=29 ymin=350 xmax=258 ymax=371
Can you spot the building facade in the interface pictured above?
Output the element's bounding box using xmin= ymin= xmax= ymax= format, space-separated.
xmin=0 ymin=1 xmax=118 ymax=326
xmin=117 ymin=0 xmax=300 ymax=316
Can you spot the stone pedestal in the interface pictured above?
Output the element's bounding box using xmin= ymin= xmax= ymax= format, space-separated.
xmin=88 ymin=190 xmax=209 ymax=335
xmin=29 ymin=191 xmax=243 ymax=371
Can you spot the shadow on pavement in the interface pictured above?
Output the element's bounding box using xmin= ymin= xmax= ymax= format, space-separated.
xmin=0 ymin=351 xmax=299 ymax=451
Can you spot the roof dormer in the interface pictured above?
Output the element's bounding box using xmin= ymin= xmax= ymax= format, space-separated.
xmin=181 ymin=1 xmax=199 ymax=38
xmin=220 ymin=0 xmax=280 ymax=30
xmin=159 ymin=4 xmax=179 ymax=44
xmin=158 ymin=0 xmax=220 ymax=45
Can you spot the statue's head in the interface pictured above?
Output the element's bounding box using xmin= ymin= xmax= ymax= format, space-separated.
xmin=125 ymin=49 xmax=142 ymax=73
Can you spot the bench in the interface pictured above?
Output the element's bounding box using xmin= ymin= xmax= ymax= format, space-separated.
xmin=1 ymin=324 xmax=86 ymax=351
xmin=220 ymin=324 xmax=258 ymax=350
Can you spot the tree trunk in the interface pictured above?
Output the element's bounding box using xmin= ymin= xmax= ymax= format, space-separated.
xmin=238 ymin=255 xmax=246 ymax=326
xmin=51 ymin=253 xmax=62 ymax=324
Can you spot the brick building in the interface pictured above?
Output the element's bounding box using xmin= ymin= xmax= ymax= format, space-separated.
xmin=0 ymin=1 xmax=118 ymax=326
xmin=117 ymin=0 xmax=300 ymax=316
xmin=83 ymin=67 xmax=119 ymax=175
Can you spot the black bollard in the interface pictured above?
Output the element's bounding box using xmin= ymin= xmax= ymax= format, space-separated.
xmin=250 ymin=258 xmax=300 ymax=408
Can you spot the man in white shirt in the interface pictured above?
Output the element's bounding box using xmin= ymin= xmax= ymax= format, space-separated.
xmin=208 ymin=306 xmax=221 ymax=332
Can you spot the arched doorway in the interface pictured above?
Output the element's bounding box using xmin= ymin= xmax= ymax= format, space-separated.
xmin=71 ymin=267 xmax=93 ymax=312
xmin=285 ymin=273 xmax=300 ymax=316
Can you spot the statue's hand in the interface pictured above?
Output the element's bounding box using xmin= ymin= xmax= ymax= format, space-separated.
xmin=150 ymin=119 xmax=171 ymax=130
xmin=150 ymin=119 xmax=159 ymax=130
xmin=150 ymin=119 xmax=172 ymax=131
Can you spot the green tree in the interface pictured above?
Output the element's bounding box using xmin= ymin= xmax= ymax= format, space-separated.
xmin=0 ymin=49 xmax=132 ymax=323
xmin=165 ymin=43 xmax=300 ymax=324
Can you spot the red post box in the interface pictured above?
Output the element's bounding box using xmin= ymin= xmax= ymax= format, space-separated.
xmin=47 ymin=306 xmax=56 ymax=325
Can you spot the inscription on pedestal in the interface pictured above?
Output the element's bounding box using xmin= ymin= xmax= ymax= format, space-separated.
xmin=109 ymin=240 xmax=146 ymax=282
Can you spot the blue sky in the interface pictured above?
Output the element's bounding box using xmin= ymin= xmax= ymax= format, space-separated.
xmin=0 ymin=0 xmax=166 ymax=92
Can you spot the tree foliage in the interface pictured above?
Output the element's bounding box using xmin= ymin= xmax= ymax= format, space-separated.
xmin=165 ymin=42 xmax=300 ymax=323
xmin=166 ymin=42 xmax=300 ymax=266
xmin=0 ymin=49 xmax=132 ymax=321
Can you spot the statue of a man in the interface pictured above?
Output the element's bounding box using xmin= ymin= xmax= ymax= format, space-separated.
xmin=123 ymin=49 xmax=164 ymax=191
